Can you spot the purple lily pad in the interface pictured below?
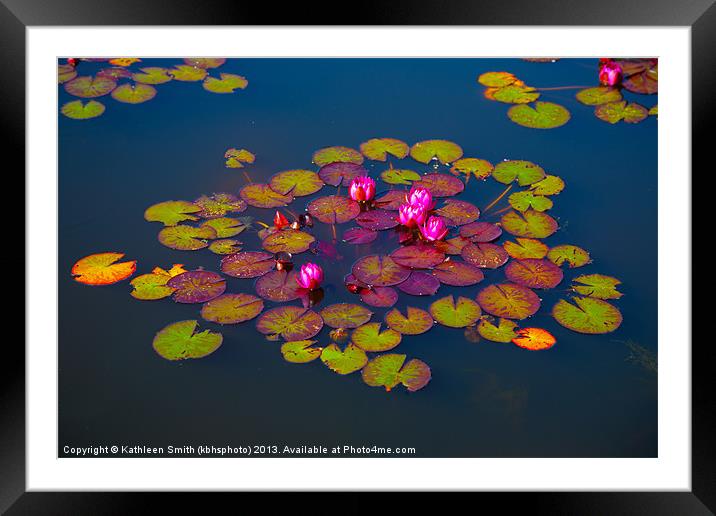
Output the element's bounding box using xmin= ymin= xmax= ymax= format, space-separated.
xmin=412 ymin=173 xmax=465 ymax=197
xmin=255 ymin=270 xmax=302 ymax=302
xmin=355 ymin=209 xmax=399 ymax=230
xmin=459 ymin=221 xmax=503 ymax=242
xmin=360 ymin=286 xmax=399 ymax=308
xmin=318 ymin=162 xmax=368 ymax=187
xmin=374 ymin=190 xmax=407 ymax=210
xmin=166 ymin=270 xmax=226 ymax=303
xmin=343 ymin=227 xmax=378 ymax=244
xmin=390 ymin=245 xmax=446 ymax=269
xmin=397 ymin=271 xmax=440 ymax=296
xmin=461 ymin=243 xmax=509 ymax=269
xmin=432 ymin=260 xmax=485 ymax=286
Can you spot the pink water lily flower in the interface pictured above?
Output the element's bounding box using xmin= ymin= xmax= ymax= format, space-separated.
xmin=420 ymin=215 xmax=449 ymax=242
xmin=406 ymin=185 xmax=435 ymax=211
xmin=296 ymin=263 xmax=324 ymax=290
xmin=349 ymin=176 xmax=376 ymax=202
xmin=398 ymin=202 xmax=427 ymax=228
xmin=599 ymin=60 xmax=623 ymax=87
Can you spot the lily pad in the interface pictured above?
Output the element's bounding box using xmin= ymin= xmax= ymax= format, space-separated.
xmin=492 ymin=160 xmax=546 ymax=186
xmin=239 ymin=184 xmax=294 ymax=209
xmin=256 ymin=306 xmax=323 ymax=341
xmin=71 ymin=252 xmax=137 ymax=286
xmin=317 ymin=162 xmax=367 ymax=187
xmin=97 ymin=67 xmax=133 ymax=80
xmin=576 ymin=86 xmax=622 ymax=106
xmin=397 ymin=271 xmax=440 ymax=296
xmin=221 ymin=251 xmax=275 ymax=278
xmin=208 ymin=239 xmax=243 ymax=255
xmin=410 ymin=140 xmax=463 ymax=164
xmin=64 ymin=76 xmax=117 ymax=98
xmin=478 ymin=71 xmax=517 ymax=87
xmin=281 ymin=340 xmax=323 ymax=364
xmin=381 ymin=168 xmax=421 ymax=185
xmin=375 ymin=190 xmax=408 ymax=210
xmin=595 ymin=101 xmax=649 ymax=124
xmin=343 ymin=227 xmax=378 ymax=244
xmin=505 ymin=259 xmax=563 ymax=289
xmin=108 ymin=58 xmax=141 ymax=66
xmin=360 ymin=286 xmax=399 ymax=307
xmin=111 ymin=83 xmax=157 ymax=104
xmin=60 ymin=100 xmax=106 ymax=120
xmin=132 ymin=67 xmax=172 ymax=84
xmin=503 ymin=238 xmax=549 ymax=259
xmin=623 ymin=68 xmax=658 ymax=94
xmin=312 ymin=146 xmax=364 ymax=167
xmin=351 ymin=323 xmax=402 ymax=352
xmin=649 ymin=105 xmax=658 ymax=116
xmin=224 ymin=148 xmax=255 ymax=169
xmin=320 ymin=343 xmax=368 ymax=374
xmin=169 ymin=65 xmax=208 ymax=82
xmin=450 ymin=158 xmax=494 ymax=181
xmin=201 ymin=293 xmax=264 ymax=324
xmin=58 ymin=64 xmax=77 ymax=84
xmin=384 ymin=307 xmax=434 ymax=335
xmin=552 ymin=297 xmax=622 ymax=334
xmin=508 ymin=191 xmax=553 ymax=212
xmin=491 ymin=84 xmax=540 ymax=104
xmin=429 ymin=295 xmax=482 ymax=328
xmin=144 ymin=200 xmax=201 ymax=226
xmin=129 ymin=264 xmax=186 ymax=300
xmin=269 ymin=169 xmax=324 ymax=197
xmin=432 ymin=260 xmax=484 ymax=286
xmin=572 ymin=274 xmax=623 ymax=299
xmin=183 ymin=58 xmax=227 ymax=69
xmin=195 ymin=193 xmax=247 ymax=218
xmin=459 ymin=221 xmax=502 ymax=242
xmin=530 ymin=175 xmax=565 ymax=196
xmin=167 ymin=270 xmax=226 ymax=303
xmin=362 ymin=354 xmax=431 ymax=392
xmin=412 ymin=173 xmax=465 ymax=197
xmin=355 ymin=210 xmax=399 ymax=230
xmin=262 ymin=230 xmax=315 ymax=254
xmin=501 ymin=209 xmax=558 ymax=238
xmin=434 ymin=200 xmax=480 ymax=226
xmin=203 ymin=73 xmax=248 ymax=93
xmin=360 ymin=138 xmax=409 ymax=161
xmin=476 ymin=283 xmax=541 ymax=320
xmin=200 ymin=217 xmax=246 ymax=238
xmin=152 ymin=320 xmax=223 ymax=361
xmin=461 ymin=243 xmax=509 ymax=269
xmin=391 ymin=245 xmax=446 ymax=269
xmin=254 ymin=270 xmax=302 ymax=302
xmin=307 ymin=195 xmax=361 ymax=224
xmin=547 ymin=245 xmax=591 ymax=268
xmin=320 ymin=303 xmax=373 ymax=329
xmin=512 ymin=327 xmax=556 ymax=350
xmin=478 ymin=318 xmax=519 ymax=343
xmin=507 ymin=101 xmax=571 ymax=129
xmin=158 ymin=225 xmax=217 ymax=250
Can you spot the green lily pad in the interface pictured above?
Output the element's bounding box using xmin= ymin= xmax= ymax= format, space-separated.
xmin=503 ymin=238 xmax=549 ymax=260
xmin=221 ymin=251 xmax=275 ymax=278
xmin=410 ymin=140 xmax=463 ymax=164
xmin=595 ymin=101 xmax=649 ymax=124
xmin=256 ymin=306 xmax=323 ymax=341
xmin=552 ymin=297 xmax=622 ymax=334
xmin=320 ymin=303 xmax=373 ymax=329
xmin=477 ymin=318 xmax=519 ymax=343
xmin=351 ymin=323 xmax=402 ymax=352
xmin=492 ymin=160 xmax=546 ymax=186
xmin=381 ymin=168 xmax=421 ymax=185
xmin=530 ymin=175 xmax=565 ymax=196
xmin=507 ymin=101 xmax=571 ymax=129
xmin=281 ymin=340 xmax=323 ymax=364
xmin=152 ymin=320 xmax=223 ymax=361
xmin=491 ymin=84 xmax=540 ymax=104
xmin=477 ymin=71 xmax=517 ymax=87
xmin=384 ymin=307 xmax=434 ymax=335
xmin=224 ymin=148 xmax=256 ymax=169
xmin=269 ymin=169 xmax=324 ymax=197
xmin=239 ymin=184 xmax=294 ymax=209
xmin=144 ymin=200 xmax=201 ymax=226
xmin=575 ymin=86 xmax=622 ymax=106
xmin=450 ymin=158 xmax=494 ymax=181
xmin=649 ymin=105 xmax=658 ymax=116
xmin=360 ymin=138 xmax=409 ymax=161
xmin=201 ymin=293 xmax=264 ymax=324
xmin=203 ymin=73 xmax=248 ymax=93
xmin=132 ymin=67 xmax=172 ymax=84
xmin=158 ymin=225 xmax=217 ymax=250
xmin=208 ymin=239 xmax=243 ymax=255
xmin=200 ymin=217 xmax=246 ymax=238
xmin=261 ymin=230 xmax=315 ymax=254
xmin=312 ymin=146 xmax=364 ymax=167
xmin=169 ymin=65 xmax=208 ymax=82
xmin=64 ymin=76 xmax=117 ymax=98
xmin=476 ymin=283 xmax=541 ymax=320
xmin=195 ymin=193 xmax=247 ymax=218
xmin=429 ymin=295 xmax=482 ymax=328
xmin=307 ymin=195 xmax=361 ymax=224
xmin=320 ymin=343 xmax=368 ymax=374
xmin=501 ymin=209 xmax=558 ymax=238
xmin=60 ymin=100 xmax=105 ymax=120
xmin=508 ymin=191 xmax=553 ymax=212
xmin=129 ymin=270 xmax=182 ymax=301
xmin=572 ymin=274 xmax=623 ymax=299
xmin=183 ymin=58 xmax=227 ymax=69
xmin=361 ymin=354 xmax=431 ymax=392
xmin=547 ymin=245 xmax=591 ymax=268
xmin=111 ymin=83 xmax=157 ymax=104
xmin=58 ymin=64 xmax=77 ymax=84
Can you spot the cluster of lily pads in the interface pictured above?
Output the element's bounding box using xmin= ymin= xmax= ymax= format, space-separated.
xmin=58 ymin=57 xmax=246 ymax=120
xmin=70 ymin=138 xmax=625 ymax=393
xmin=479 ymin=58 xmax=658 ymax=128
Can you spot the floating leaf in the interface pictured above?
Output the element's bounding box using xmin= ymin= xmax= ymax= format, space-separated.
xmin=410 ymin=140 xmax=463 ymax=164
xmin=434 ymin=200 xmax=480 ymax=226
xmin=530 ymin=175 xmax=565 ymax=196
xmin=307 ymin=195 xmax=361 ymax=224
xmin=391 ymin=245 xmax=446 ymax=269
xmin=281 ymin=340 xmax=323 ymax=364
xmin=111 ymin=83 xmax=157 ymax=104
xmin=477 ymin=71 xmax=517 ymax=87
xmin=429 ymin=295 xmax=482 ymax=328
xmin=256 ymin=306 xmax=323 ymax=340
xmin=478 ymin=318 xmax=519 ymax=343
xmin=58 ymin=64 xmax=77 ymax=84
xmin=595 ymin=101 xmax=648 ymax=124
xmin=200 ymin=217 xmax=246 ymax=238
xmin=501 ymin=209 xmax=558 ymax=238
xmin=203 ymin=73 xmax=248 ymax=93
xmin=64 ymin=76 xmax=117 ymax=98
xmin=432 ymin=260 xmax=484 ymax=286
xmin=374 ymin=190 xmax=407 ymax=210
xmin=547 ymin=245 xmax=591 ymax=268
xmin=507 ymin=101 xmax=571 ymax=129
xmin=108 ymin=58 xmax=141 ymax=66
xmin=623 ymin=67 xmax=658 ymax=94
xmin=60 ymin=100 xmax=105 ymax=120
xmin=355 ymin=210 xmax=399 ymax=230
xmin=381 ymin=168 xmax=421 ymax=185
xmin=362 ymin=354 xmax=431 ymax=392
xmin=167 ymin=270 xmax=226 ymax=303
xmin=169 ymin=65 xmax=208 ymax=82
xmin=576 ymin=86 xmax=622 ymax=106
xmin=320 ymin=343 xmax=368 ymax=374
xmin=343 ymin=227 xmax=378 ymax=244
xmin=144 ymin=200 xmax=200 ymax=226
xmin=132 ymin=67 xmax=172 ymax=85
xmin=152 ymin=320 xmax=222 ymax=361
xmin=503 ymin=238 xmax=549 ymax=260
xmin=201 ymin=293 xmax=264 ymax=324
xmin=261 ymin=230 xmax=315 ymax=254
xmin=195 ymin=193 xmax=247 ymax=218
xmin=412 ymin=173 xmax=465 ymax=197
xmin=435 ymin=236 xmax=471 ymax=255
xmin=71 ymin=252 xmax=136 ymax=286
xmin=351 ymin=323 xmax=402 ymax=352
xmin=254 ymin=270 xmax=302 ymax=302
xmin=129 ymin=264 xmax=186 ymax=300
xmin=208 ymin=239 xmax=242 ymax=255
xmin=552 ymin=297 xmax=622 ymax=334
xmin=224 ymin=148 xmax=256 ymax=169
xmin=492 ymin=160 xmax=546 ymax=186
xmin=385 ymin=307 xmax=434 ymax=335
xmin=505 ymin=259 xmax=563 ymax=289
xmin=312 ymin=146 xmax=363 ymax=167
xmin=183 ymin=58 xmax=227 ymax=69
xmin=450 ymin=158 xmax=494 ymax=181
xmin=269 ymin=169 xmax=324 ymax=197
xmin=477 ymin=283 xmax=541 ymax=320
xmin=459 ymin=221 xmax=502 ymax=242
xmin=360 ymin=138 xmax=409 ymax=161
xmin=360 ymin=286 xmax=399 ymax=307
xmin=239 ymin=183 xmax=294 ymax=209
xmin=317 ymin=162 xmax=367 ymax=187
xmin=397 ymin=271 xmax=440 ymax=296
xmin=491 ymin=84 xmax=540 ymax=104
xmin=221 ymin=251 xmax=275 ymax=278
xmin=97 ymin=67 xmax=133 ymax=80
xmin=158 ymin=225 xmax=216 ymax=250
xmin=572 ymin=274 xmax=623 ymax=299
xmin=320 ymin=303 xmax=373 ymax=329
xmin=461 ymin=243 xmax=509 ymax=269
xmin=649 ymin=105 xmax=658 ymax=116
xmin=508 ymin=191 xmax=553 ymax=212
xmin=512 ymin=327 xmax=556 ymax=350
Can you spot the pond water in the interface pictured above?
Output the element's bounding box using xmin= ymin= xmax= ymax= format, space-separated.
xmin=59 ymin=58 xmax=657 ymax=458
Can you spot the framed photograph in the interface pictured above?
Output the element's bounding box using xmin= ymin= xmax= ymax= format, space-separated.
xmin=6 ymin=0 xmax=708 ymax=511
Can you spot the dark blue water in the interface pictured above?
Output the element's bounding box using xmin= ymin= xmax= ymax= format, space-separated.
xmin=59 ymin=58 xmax=657 ymax=457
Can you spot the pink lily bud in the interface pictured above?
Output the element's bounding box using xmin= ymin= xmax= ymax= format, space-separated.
xmin=420 ymin=216 xmax=449 ymax=242
xmin=296 ymin=262 xmax=324 ymax=290
xmin=406 ymin=186 xmax=435 ymax=211
xmin=599 ymin=60 xmax=622 ymax=87
xmin=398 ymin=202 xmax=427 ymax=228
xmin=349 ymin=176 xmax=376 ymax=202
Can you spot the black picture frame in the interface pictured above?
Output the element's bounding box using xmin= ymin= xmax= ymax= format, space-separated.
xmin=4 ymin=0 xmax=708 ymax=512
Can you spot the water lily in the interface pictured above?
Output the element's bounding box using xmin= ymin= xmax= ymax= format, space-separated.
xmin=420 ymin=215 xmax=449 ymax=241
xmin=349 ymin=176 xmax=376 ymax=202
xmin=599 ymin=60 xmax=622 ymax=87
xmin=296 ymin=262 xmax=324 ymax=290
xmin=406 ymin=185 xmax=435 ymax=211
xmin=398 ymin=203 xmax=427 ymax=228
xmin=274 ymin=210 xmax=290 ymax=229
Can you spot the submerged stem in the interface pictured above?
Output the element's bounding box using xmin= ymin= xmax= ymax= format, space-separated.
xmin=483 ymin=184 xmax=513 ymax=213
xmin=242 ymin=170 xmax=253 ymax=183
